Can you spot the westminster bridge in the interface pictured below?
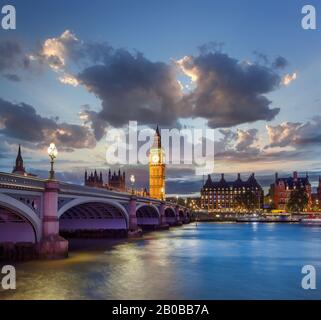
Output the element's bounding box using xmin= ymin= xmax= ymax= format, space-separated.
xmin=0 ymin=172 xmax=191 ymax=259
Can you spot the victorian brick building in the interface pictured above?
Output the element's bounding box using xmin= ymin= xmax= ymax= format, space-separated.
xmin=269 ymin=171 xmax=312 ymax=211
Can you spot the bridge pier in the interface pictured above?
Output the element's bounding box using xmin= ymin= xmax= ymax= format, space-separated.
xmin=175 ymin=205 xmax=183 ymax=225
xmin=128 ymin=196 xmax=142 ymax=237
xmin=159 ymin=202 xmax=170 ymax=229
xmin=38 ymin=180 xmax=68 ymax=259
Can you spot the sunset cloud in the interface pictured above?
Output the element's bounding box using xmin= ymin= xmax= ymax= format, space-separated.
xmin=58 ymin=73 xmax=79 ymax=86
xmin=0 ymin=98 xmax=96 ymax=150
xmin=266 ymin=117 xmax=321 ymax=148
xmin=29 ymin=31 xmax=285 ymax=133
xmin=281 ymin=72 xmax=297 ymax=86
xmin=40 ymin=30 xmax=79 ymax=70
xmin=179 ymin=51 xmax=281 ymax=128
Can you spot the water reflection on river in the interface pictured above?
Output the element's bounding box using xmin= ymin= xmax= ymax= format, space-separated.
xmin=1 ymin=222 xmax=321 ymax=300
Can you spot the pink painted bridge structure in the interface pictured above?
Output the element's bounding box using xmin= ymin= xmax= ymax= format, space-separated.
xmin=0 ymin=172 xmax=191 ymax=259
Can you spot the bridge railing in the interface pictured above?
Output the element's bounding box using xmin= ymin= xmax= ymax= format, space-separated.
xmin=0 ymin=172 xmax=46 ymax=190
xmin=59 ymin=182 xmax=163 ymax=205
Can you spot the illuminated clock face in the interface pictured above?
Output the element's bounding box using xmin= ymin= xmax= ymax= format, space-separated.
xmin=152 ymin=154 xmax=159 ymax=163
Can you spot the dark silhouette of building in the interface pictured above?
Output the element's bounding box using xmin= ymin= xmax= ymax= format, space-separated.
xmin=200 ymin=173 xmax=263 ymax=211
xmin=12 ymin=145 xmax=26 ymax=175
xmin=84 ymin=169 xmax=126 ymax=192
xmin=108 ymin=169 xmax=126 ymax=192
xmin=269 ymin=171 xmax=312 ymax=211
xmin=84 ymin=170 xmax=103 ymax=188
xmin=12 ymin=145 xmax=36 ymax=177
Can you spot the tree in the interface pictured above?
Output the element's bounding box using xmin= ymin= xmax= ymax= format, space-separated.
xmin=235 ymin=190 xmax=259 ymax=211
xmin=286 ymin=188 xmax=309 ymax=213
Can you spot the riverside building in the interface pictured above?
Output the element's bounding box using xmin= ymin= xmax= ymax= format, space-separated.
xmin=200 ymin=173 xmax=263 ymax=212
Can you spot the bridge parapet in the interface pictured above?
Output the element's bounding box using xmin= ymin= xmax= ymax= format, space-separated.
xmin=0 ymin=172 xmax=46 ymax=191
xmin=59 ymin=181 xmax=166 ymax=206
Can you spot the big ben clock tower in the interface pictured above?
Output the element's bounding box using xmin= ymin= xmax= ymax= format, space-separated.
xmin=149 ymin=125 xmax=165 ymax=200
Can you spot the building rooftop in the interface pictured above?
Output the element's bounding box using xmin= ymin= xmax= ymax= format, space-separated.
xmin=202 ymin=173 xmax=262 ymax=190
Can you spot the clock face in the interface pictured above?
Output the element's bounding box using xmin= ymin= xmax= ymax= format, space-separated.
xmin=152 ymin=154 xmax=159 ymax=163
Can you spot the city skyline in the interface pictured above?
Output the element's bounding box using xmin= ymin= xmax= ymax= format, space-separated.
xmin=1 ymin=0 xmax=321 ymax=196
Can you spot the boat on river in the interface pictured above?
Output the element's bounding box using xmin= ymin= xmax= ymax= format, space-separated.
xmin=300 ymin=215 xmax=321 ymax=226
xmin=236 ymin=215 xmax=299 ymax=223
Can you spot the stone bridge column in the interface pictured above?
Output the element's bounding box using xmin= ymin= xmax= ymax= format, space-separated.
xmin=38 ymin=180 xmax=68 ymax=259
xmin=175 ymin=205 xmax=180 ymax=221
xmin=159 ymin=202 xmax=166 ymax=225
xmin=128 ymin=196 xmax=142 ymax=237
xmin=128 ymin=195 xmax=138 ymax=230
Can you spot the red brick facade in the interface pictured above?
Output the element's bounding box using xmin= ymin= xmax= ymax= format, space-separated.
xmin=269 ymin=171 xmax=312 ymax=211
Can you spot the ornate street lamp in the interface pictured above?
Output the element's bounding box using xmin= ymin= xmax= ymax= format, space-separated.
xmin=47 ymin=143 xmax=58 ymax=180
xmin=130 ymin=174 xmax=135 ymax=195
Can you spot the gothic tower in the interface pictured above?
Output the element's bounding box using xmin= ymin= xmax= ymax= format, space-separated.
xmin=12 ymin=145 xmax=26 ymax=175
xmin=149 ymin=125 xmax=166 ymax=200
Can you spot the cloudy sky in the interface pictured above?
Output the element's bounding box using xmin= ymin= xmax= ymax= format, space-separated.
xmin=0 ymin=0 xmax=321 ymax=195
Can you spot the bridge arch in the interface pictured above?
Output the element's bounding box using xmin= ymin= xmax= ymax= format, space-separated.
xmin=136 ymin=203 xmax=160 ymax=226
xmin=136 ymin=203 xmax=160 ymax=217
xmin=165 ymin=207 xmax=176 ymax=217
xmin=0 ymin=193 xmax=41 ymax=243
xmin=58 ymin=197 xmax=129 ymax=233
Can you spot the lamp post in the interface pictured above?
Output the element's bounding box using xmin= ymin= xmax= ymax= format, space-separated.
xmin=130 ymin=174 xmax=135 ymax=195
xmin=47 ymin=143 xmax=58 ymax=180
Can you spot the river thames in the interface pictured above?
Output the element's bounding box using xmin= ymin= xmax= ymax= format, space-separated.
xmin=1 ymin=222 xmax=321 ymax=300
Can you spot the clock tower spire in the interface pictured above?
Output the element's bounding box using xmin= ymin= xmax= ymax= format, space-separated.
xmin=149 ymin=125 xmax=166 ymax=200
